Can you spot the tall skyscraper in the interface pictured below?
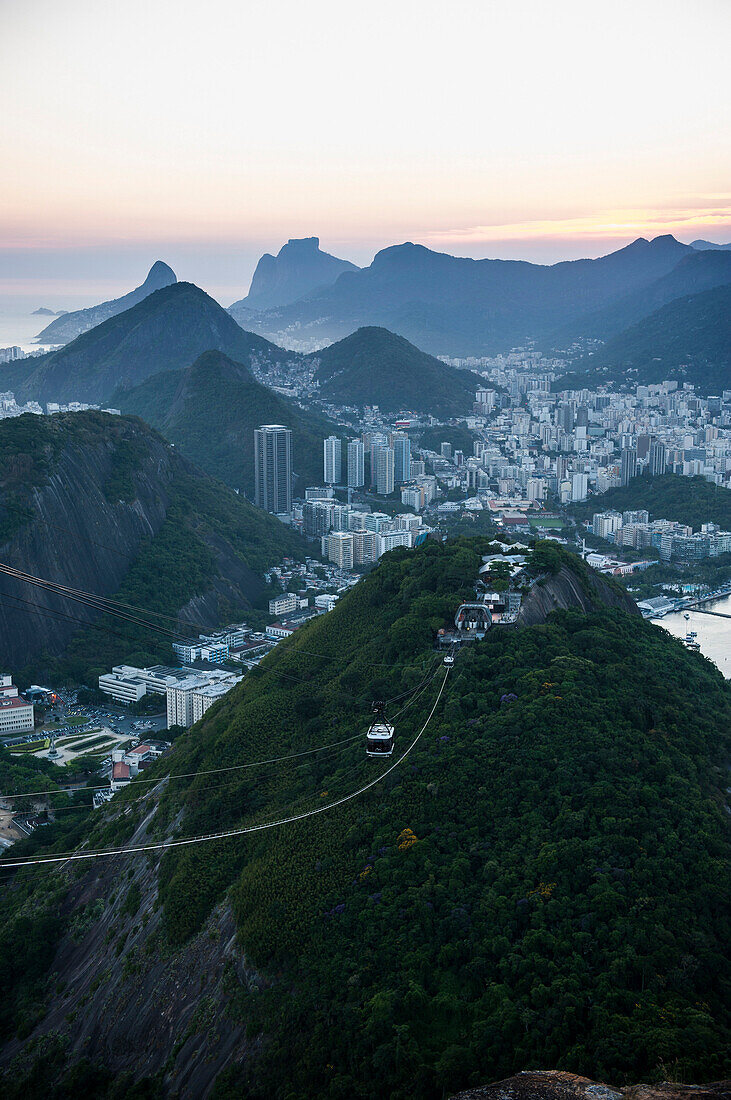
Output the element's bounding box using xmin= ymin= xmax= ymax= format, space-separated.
xmin=347 ymin=440 xmax=365 ymax=488
xmin=620 ymin=447 xmax=637 ymax=486
xmin=254 ymin=424 xmax=292 ymax=515
xmin=390 ymin=432 xmax=411 ymax=484
xmin=373 ymin=444 xmax=395 ymax=495
xmin=324 ymin=436 xmax=342 ymax=484
xmin=649 ymin=439 xmax=667 ymax=476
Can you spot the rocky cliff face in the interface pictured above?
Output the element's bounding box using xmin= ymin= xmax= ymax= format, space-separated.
xmin=451 ymin=1072 xmax=730 ymax=1100
xmin=0 ymin=412 xmax=294 ymax=670
xmin=516 ymin=564 xmax=639 ymax=627
xmin=231 ymin=236 xmax=358 ymax=313
xmin=0 ymin=416 xmax=177 ymax=667
xmin=0 ymin=797 xmax=257 ymax=1097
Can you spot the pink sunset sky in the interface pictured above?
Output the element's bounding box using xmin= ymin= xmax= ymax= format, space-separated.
xmin=2 ymin=0 xmax=729 ymax=305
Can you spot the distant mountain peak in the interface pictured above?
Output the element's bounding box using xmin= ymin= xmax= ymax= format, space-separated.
xmin=34 ymin=260 xmax=178 ymax=345
xmin=691 ymin=238 xmax=731 ymax=251
xmin=144 ymin=259 xmax=177 ymax=285
xmin=230 ymin=237 xmax=359 ymax=312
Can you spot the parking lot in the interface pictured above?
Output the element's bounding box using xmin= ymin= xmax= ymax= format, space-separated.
xmin=4 ymin=701 xmax=168 ymax=764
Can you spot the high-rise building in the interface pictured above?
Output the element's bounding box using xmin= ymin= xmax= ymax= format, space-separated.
xmin=353 ymin=529 xmax=378 ymax=565
xmin=390 ymin=432 xmax=411 ymax=484
xmin=373 ymin=444 xmax=395 ymax=496
xmin=327 ymin=531 xmax=354 ymax=570
xmin=254 ymin=425 xmax=292 ymax=515
xmin=649 ymin=439 xmax=667 ymax=477
xmin=347 ymin=440 xmax=365 ymax=488
xmin=571 ymin=472 xmax=588 ymax=501
xmin=324 ymin=435 xmax=342 ymax=484
xmin=620 ymin=447 xmax=637 ymax=486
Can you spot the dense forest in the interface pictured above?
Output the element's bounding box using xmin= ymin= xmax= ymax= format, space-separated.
xmin=569 ymin=474 xmax=731 ymax=532
xmin=310 ymin=327 xmax=484 ymax=416
xmin=1 ymin=540 xmax=729 ymax=1098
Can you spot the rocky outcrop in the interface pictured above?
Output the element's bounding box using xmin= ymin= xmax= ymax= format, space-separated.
xmin=0 ymin=412 xmax=294 ymax=669
xmin=516 ymin=564 xmax=639 ymax=627
xmin=451 ymin=1071 xmax=730 ymax=1100
xmin=0 ymin=795 xmax=260 ymax=1097
xmin=0 ymin=415 xmax=177 ymax=666
xmin=35 ymin=261 xmax=177 ymax=345
xmin=230 ymin=236 xmax=358 ymax=313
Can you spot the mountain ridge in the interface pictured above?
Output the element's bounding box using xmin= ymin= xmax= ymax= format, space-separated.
xmin=556 ymin=283 xmax=731 ymax=392
xmin=14 ymin=282 xmax=287 ymax=406
xmin=34 ymin=261 xmax=177 ymax=344
xmin=225 ymin=235 xmax=699 ymax=354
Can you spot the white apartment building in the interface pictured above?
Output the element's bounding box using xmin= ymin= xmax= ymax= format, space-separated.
xmin=401 ymin=486 xmax=424 ymax=511
xmin=353 ymin=529 xmax=378 ymax=565
xmin=0 ymin=674 xmax=34 ymax=734
xmin=347 ymin=440 xmax=365 ymax=488
xmin=327 ymin=530 xmax=354 ymax=569
xmin=98 ymin=671 xmax=147 ymax=705
xmin=166 ymin=669 xmax=241 ymax=729
xmin=378 ymin=531 xmax=411 ymax=555
xmin=593 ymin=511 xmax=623 ymax=539
xmin=324 ymin=436 xmax=342 ymax=484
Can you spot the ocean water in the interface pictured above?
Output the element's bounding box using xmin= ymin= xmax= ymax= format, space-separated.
xmin=659 ymin=593 xmax=731 ymax=679
xmin=0 ymin=293 xmax=90 ymax=354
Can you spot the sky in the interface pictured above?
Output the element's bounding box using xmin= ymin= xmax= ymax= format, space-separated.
xmin=1 ymin=0 xmax=730 ymax=306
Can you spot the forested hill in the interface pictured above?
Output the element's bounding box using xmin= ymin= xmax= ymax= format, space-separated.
xmin=0 ymin=411 xmax=304 ymax=678
xmin=556 ymin=283 xmax=731 ymax=393
xmin=569 ymin=474 xmax=731 ymax=531
xmin=1 ymin=539 xmax=729 ymax=1098
xmin=13 ymin=282 xmax=287 ymax=406
xmin=310 ymin=326 xmax=484 ymax=416
xmin=113 ymin=349 xmax=337 ymax=494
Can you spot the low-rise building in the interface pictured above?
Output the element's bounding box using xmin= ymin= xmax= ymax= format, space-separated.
xmin=98 ymin=671 xmax=147 ymax=705
xmin=269 ymin=593 xmax=299 ymax=616
xmin=0 ymin=689 xmax=35 ymax=734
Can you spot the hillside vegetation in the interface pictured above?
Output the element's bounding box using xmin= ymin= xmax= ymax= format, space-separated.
xmin=311 ymin=326 xmax=483 ymax=415
xmin=0 ymin=411 xmax=304 ymax=679
xmin=558 ymin=284 xmax=731 ymax=393
xmin=113 ymin=350 xmax=337 ymax=494
xmin=1 ymin=541 xmax=728 ymax=1097
xmin=14 ymin=283 xmax=287 ymax=406
xmin=569 ymin=474 xmax=731 ymax=531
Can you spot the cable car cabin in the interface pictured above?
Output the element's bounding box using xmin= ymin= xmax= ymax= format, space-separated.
xmin=366 ymin=719 xmax=395 ymax=757
xmin=443 ymin=654 xmax=455 ymax=666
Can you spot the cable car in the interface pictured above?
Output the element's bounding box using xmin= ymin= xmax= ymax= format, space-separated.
xmin=366 ymin=702 xmax=394 ymax=757
xmin=443 ymin=654 xmax=455 ymax=667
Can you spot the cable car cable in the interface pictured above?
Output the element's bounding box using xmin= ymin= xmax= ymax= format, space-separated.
xmin=1 ymin=667 xmax=451 ymax=868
